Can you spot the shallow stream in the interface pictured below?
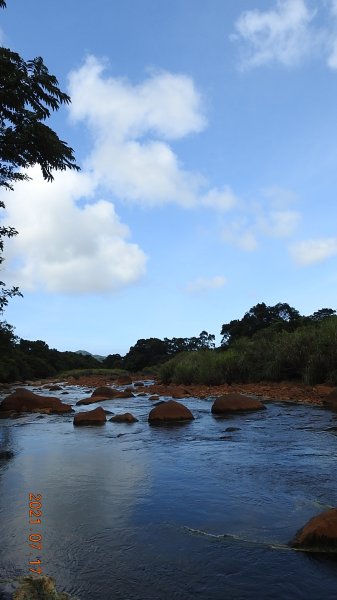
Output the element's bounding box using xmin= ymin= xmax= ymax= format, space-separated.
xmin=1 ymin=384 xmax=337 ymax=599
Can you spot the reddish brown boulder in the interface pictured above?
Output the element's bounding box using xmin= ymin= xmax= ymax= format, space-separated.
xmin=73 ymin=407 xmax=106 ymax=426
xmin=91 ymin=386 xmax=117 ymax=398
xmin=76 ymin=397 xmax=98 ymax=406
xmin=148 ymin=400 xmax=194 ymax=423
xmin=149 ymin=395 xmax=160 ymax=401
xmin=289 ymin=508 xmax=337 ymax=551
xmin=211 ymin=393 xmax=265 ymax=415
xmin=0 ymin=388 xmax=72 ymax=414
xmin=113 ymin=389 xmax=134 ymax=399
xmin=109 ymin=412 xmax=138 ymax=423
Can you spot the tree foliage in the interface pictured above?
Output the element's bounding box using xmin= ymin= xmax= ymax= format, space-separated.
xmin=0 ymin=49 xmax=79 ymax=190
xmin=221 ymin=302 xmax=301 ymax=345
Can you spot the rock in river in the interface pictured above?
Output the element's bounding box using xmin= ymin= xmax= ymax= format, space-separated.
xmin=73 ymin=407 xmax=107 ymax=426
xmin=109 ymin=412 xmax=138 ymax=423
xmin=0 ymin=388 xmax=72 ymax=414
xmin=148 ymin=399 xmax=194 ymax=423
xmin=289 ymin=508 xmax=337 ymax=552
xmin=211 ymin=393 xmax=265 ymax=415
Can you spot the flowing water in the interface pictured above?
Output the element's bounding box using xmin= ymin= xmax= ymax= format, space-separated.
xmin=1 ymin=383 xmax=337 ymax=599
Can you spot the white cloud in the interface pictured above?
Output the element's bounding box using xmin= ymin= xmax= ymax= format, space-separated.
xmin=68 ymin=56 xmax=237 ymax=210
xmin=185 ymin=275 xmax=227 ymax=294
xmin=232 ymin=0 xmax=316 ymax=69
xmin=221 ymin=186 xmax=301 ymax=251
xmin=1 ymin=167 xmax=147 ymax=293
xmin=256 ymin=209 xmax=301 ymax=237
xmin=290 ymin=237 xmax=337 ymax=265
xmin=69 ymin=57 xmax=206 ymax=141
xmin=233 ymin=0 xmax=337 ymax=71
xmin=201 ymin=186 xmax=237 ymax=211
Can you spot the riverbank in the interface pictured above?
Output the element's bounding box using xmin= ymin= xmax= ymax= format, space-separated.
xmin=53 ymin=375 xmax=334 ymax=407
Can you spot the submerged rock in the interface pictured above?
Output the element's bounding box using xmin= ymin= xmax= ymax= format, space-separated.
xmin=0 ymin=388 xmax=72 ymax=414
xmin=109 ymin=412 xmax=138 ymax=423
xmin=73 ymin=407 xmax=106 ymax=426
xmin=289 ymin=508 xmax=337 ymax=552
xmin=0 ymin=450 xmax=14 ymax=459
xmin=148 ymin=399 xmax=194 ymax=423
xmin=13 ymin=575 xmax=75 ymax=599
xmin=211 ymin=393 xmax=265 ymax=415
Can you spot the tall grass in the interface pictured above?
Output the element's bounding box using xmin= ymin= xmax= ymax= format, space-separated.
xmin=159 ymin=318 xmax=337 ymax=386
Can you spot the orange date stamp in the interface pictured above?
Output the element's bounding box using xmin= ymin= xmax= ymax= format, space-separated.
xmin=28 ymin=493 xmax=42 ymax=574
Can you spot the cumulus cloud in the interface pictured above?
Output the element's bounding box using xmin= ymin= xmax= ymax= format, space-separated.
xmin=1 ymin=167 xmax=147 ymax=293
xmin=69 ymin=57 xmax=206 ymax=141
xmin=68 ymin=56 xmax=238 ymax=210
xmin=232 ymin=0 xmax=337 ymax=70
xmin=1 ymin=57 xmax=242 ymax=294
xmin=185 ymin=275 xmax=227 ymax=294
xmin=290 ymin=238 xmax=337 ymax=265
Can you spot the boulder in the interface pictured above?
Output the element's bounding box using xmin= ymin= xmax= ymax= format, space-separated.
xmin=76 ymin=397 xmax=100 ymax=406
xmin=73 ymin=407 xmax=106 ymax=426
xmin=289 ymin=508 xmax=337 ymax=552
xmin=0 ymin=388 xmax=72 ymax=414
xmin=109 ymin=412 xmax=138 ymax=423
xmin=211 ymin=393 xmax=265 ymax=415
xmin=91 ymin=386 xmax=117 ymax=398
xmin=149 ymin=395 xmax=160 ymax=401
xmin=148 ymin=400 xmax=194 ymax=423
xmin=113 ymin=389 xmax=134 ymax=399
xmin=76 ymin=387 xmax=134 ymax=405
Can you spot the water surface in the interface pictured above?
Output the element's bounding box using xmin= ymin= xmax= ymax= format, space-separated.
xmin=1 ymin=385 xmax=337 ymax=599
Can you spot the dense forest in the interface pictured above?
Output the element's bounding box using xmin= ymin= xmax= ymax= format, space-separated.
xmin=1 ymin=302 xmax=337 ymax=385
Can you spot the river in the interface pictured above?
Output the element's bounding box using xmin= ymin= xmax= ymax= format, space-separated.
xmin=1 ymin=383 xmax=337 ymax=599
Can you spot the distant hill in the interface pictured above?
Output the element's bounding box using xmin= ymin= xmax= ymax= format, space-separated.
xmin=75 ymin=350 xmax=106 ymax=363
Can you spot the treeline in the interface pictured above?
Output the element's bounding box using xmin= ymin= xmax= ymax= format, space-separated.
xmin=104 ymin=330 xmax=215 ymax=372
xmin=0 ymin=322 xmax=101 ymax=382
xmin=160 ymin=303 xmax=337 ymax=386
xmin=0 ymin=324 xmax=216 ymax=382
xmin=1 ymin=302 xmax=337 ymax=385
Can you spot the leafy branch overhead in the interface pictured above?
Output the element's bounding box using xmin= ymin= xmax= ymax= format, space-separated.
xmin=0 ymin=49 xmax=79 ymax=190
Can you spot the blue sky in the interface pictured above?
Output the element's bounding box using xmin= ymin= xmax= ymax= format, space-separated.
xmin=1 ymin=0 xmax=337 ymax=355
